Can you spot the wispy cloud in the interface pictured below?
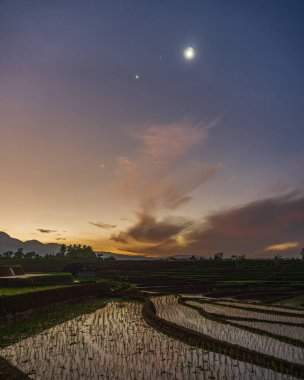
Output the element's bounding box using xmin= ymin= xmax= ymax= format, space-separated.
xmin=115 ymin=118 xmax=221 ymax=215
xmin=265 ymin=242 xmax=299 ymax=251
xmin=37 ymin=229 xmax=57 ymax=234
xmin=132 ymin=118 xmax=218 ymax=163
xmin=89 ymin=221 xmax=116 ymax=230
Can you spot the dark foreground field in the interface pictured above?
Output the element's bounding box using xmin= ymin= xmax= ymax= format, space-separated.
xmin=3 ymin=258 xmax=304 ymax=301
xmin=0 ymin=259 xmax=303 ymax=379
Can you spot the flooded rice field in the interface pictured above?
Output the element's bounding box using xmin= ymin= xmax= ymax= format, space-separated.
xmin=216 ymin=300 xmax=304 ymax=316
xmin=0 ymin=299 xmax=303 ymax=379
xmin=153 ymin=296 xmax=304 ymax=364
xmin=196 ymin=302 xmax=304 ymax=324
xmin=233 ymin=320 xmax=304 ymax=341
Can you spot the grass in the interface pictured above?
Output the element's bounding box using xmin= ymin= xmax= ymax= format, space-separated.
xmin=92 ymin=278 xmax=135 ymax=291
xmin=30 ymin=272 xmax=74 ymax=284
xmin=0 ymin=285 xmax=71 ymax=296
xmin=0 ymin=297 xmax=109 ymax=349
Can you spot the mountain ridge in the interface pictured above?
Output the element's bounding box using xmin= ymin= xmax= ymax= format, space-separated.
xmin=0 ymin=231 xmax=153 ymax=260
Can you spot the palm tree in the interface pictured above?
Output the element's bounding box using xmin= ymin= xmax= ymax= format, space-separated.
xmin=56 ymin=244 xmax=67 ymax=257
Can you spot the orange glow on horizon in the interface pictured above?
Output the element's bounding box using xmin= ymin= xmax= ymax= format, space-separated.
xmin=265 ymin=242 xmax=299 ymax=252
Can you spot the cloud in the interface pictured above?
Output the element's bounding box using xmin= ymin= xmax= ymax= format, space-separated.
xmin=132 ymin=118 xmax=218 ymax=163
xmin=111 ymin=213 xmax=191 ymax=254
xmin=112 ymin=188 xmax=304 ymax=258
xmin=115 ymin=118 xmax=221 ymax=214
xmin=265 ymin=242 xmax=299 ymax=252
xmin=127 ymin=213 xmax=190 ymax=243
xmin=111 ymin=233 xmax=129 ymax=244
xmin=37 ymin=229 xmax=57 ymax=234
xmin=142 ymin=163 xmax=219 ymax=211
xmin=89 ymin=222 xmax=116 ymax=230
xmin=178 ymin=188 xmax=304 ymax=257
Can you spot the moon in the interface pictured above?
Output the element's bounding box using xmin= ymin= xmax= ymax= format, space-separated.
xmin=183 ymin=46 xmax=196 ymax=60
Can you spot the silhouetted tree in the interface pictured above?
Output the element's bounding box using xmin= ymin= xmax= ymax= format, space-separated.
xmin=214 ymin=252 xmax=224 ymax=260
xmin=300 ymin=248 xmax=304 ymax=260
xmin=65 ymin=244 xmax=96 ymax=259
xmin=14 ymin=248 xmax=24 ymax=259
xmin=274 ymin=254 xmax=282 ymax=266
xmin=45 ymin=253 xmax=55 ymax=259
xmin=56 ymin=244 xmax=67 ymax=258
xmin=232 ymin=254 xmax=246 ymax=268
xmin=1 ymin=251 xmax=13 ymax=259
xmin=25 ymin=251 xmax=36 ymax=259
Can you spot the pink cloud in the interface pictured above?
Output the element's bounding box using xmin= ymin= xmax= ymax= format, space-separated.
xmin=114 ymin=118 xmax=221 ymax=214
xmin=133 ymin=117 xmax=220 ymax=163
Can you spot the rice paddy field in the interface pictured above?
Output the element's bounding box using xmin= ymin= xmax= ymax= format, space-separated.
xmin=1 ymin=261 xmax=304 ymax=380
xmin=194 ymin=302 xmax=304 ymax=324
xmin=0 ymin=295 xmax=303 ymax=379
xmin=153 ymin=297 xmax=304 ymax=364
xmin=215 ymin=300 xmax=304 ymax=315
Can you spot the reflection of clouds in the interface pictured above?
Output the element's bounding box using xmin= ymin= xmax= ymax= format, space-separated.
xmin=0 ymin=301 xmax=289 ymax=379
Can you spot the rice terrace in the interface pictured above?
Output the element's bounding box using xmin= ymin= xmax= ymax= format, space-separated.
xmin=0 ymin=258 xmax=304 ymax=379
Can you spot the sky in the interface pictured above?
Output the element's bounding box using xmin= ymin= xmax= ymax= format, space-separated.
xmin=0 ymin=0 xmax=304 ymax=258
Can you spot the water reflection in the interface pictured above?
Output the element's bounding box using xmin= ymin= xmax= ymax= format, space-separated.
xmin=0 ymin=301 xmax=300 ymax=379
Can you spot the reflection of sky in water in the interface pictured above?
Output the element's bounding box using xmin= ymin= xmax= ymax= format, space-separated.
xmin=191 ymin=301 xmax=304 ymax=344
xmin=216 ymin=301 xmax=304 ymax=316
xmin=0 ymin=301 xmax=300 ymax=379
xmin=153 ymin=296 xmax=304 ymax=365
xmin=199 ymin=302 xmax=304 ymax=324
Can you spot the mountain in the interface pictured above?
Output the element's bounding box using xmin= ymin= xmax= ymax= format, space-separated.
xmin=0 ymin=232 xmax=154 ymax=260
xmin=0 ymin=232 xmax=60 ymax=255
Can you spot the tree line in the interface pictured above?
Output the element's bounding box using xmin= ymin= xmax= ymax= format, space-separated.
xmin=0 ymin=244 xmax=116 ymax=260
xmin=1 ymin=246 xmax=303 ymax=260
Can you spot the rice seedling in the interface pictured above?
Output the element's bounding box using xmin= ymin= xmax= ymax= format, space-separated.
xmin=1 ymin=300 xmax=300 ymax=379
xmin=232 ymin=320 xmax=304 ymax=342
xmin=215 ymin=300 xmax=304 ymax=316
xmin=181 ymin=299 xmax=304 ymax=347
xmin=152 ymin=296 xmax=304 ymax=365
xmin=196 ymin=302 xmax=304 ymax=325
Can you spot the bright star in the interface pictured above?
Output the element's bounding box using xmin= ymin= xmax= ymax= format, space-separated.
xmin=135 ymin=74 xmax=140 ymax=79
xmin=183 ymin=46 xmax=196 ymax=60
